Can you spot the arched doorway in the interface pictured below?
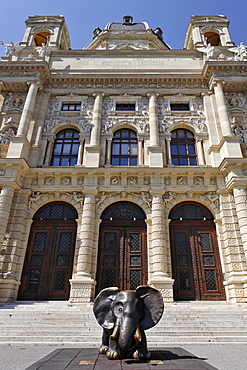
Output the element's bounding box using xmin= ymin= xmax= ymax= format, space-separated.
xmin=169 ymin=202 xmax=225 ymax=301
xmin=18 ymin=202 xmax=78 ymax=300
xmin=96 ymin=202 xmax=147 ymax=295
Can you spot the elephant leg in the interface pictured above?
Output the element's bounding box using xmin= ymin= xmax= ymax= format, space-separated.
xmin=133 ymin=330 xmax=150 ymax=360
xmin=98 ymin=328 xmax=112 ymax=354
xmin=106 ymin=327 xmax=120 ymax=360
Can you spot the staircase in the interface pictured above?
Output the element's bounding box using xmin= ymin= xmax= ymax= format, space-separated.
xmin=0 ymin=300 xmax=247 ymax=345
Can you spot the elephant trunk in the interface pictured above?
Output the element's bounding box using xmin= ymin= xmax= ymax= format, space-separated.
xmin=118 ymin=318 xmax=140 ymax=358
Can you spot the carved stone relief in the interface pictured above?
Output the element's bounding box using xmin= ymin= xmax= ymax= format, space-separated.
xmin=3 ymin=93 xmax=26 ymax=112
xmin=158 ymin=117 xmax=207 ymax=134
xmin=28 ymin=191 xmax=48 ymax=208
xmin=177 ymin=176 xmax=187 ymax=185
xmin=163 ymin=191 xmax=176 ymax=204
xmin=101 ymin=117 xmax=149 ymax=134
xmin=194 ymin=176 xmax=204 ymax=185
xmin=0 ymin=128 xmax=16 ymax=144
xmin=61 ymin=177 xmax=71 ymax=186
xmin=127 ymin=176 xmax=138 ymax=185
xmin=98 ymin=176 xmax=105 ymax=185
xmin=44 ymin=176 xmax=54 ymax=185
xmin=111 ymin=176 xmax=121 ymax=185
xmin=226 ymin=92 xmax=247 ymax=109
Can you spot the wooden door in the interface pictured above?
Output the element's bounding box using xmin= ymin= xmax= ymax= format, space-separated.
xmin=170 ymin=222 xmax=225 ymax=301
xmin=18 ymin=221 xmax=76 ymax=300
xmin=96 ymin=225 xmax=147 ymax=294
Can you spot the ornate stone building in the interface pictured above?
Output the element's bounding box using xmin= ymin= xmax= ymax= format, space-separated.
xmin=1 ymin=14 xmax=247 ymax=304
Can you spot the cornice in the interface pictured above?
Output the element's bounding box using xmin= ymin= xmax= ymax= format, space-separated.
xmin=0 ymin=62 xmax=51 ymax=88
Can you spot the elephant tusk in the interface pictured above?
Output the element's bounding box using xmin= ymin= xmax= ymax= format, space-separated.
xmin=134 ymin=327 xmax=142 ymax=344
xmin=110 ymin=325 xmax=120 ymax=340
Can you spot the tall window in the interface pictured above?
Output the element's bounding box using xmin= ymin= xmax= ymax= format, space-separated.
xmin=50 ymin=129 xmax=80 ymax=166
xmin=111 ymin=129 xmax=138 ymax=166
xmin=171 ymin=129 xmax=197 ymax=166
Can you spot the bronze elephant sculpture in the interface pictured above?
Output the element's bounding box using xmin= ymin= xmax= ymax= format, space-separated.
xmin=93 ymin=285 xmax=164 ymax=360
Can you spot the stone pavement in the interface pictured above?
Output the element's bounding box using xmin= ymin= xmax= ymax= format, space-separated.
xmin=25 ymin=347 xmax=217 ymax=370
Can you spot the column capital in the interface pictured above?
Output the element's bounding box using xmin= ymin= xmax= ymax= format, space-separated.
xmin=210 ymin=77 xmax=225 ymax=90
xmin=201 ymin=91 xmax=213 ymax=97
xmin=147 ymin=92 xmax=159 ymax=98
xmin=27 ymin=80 xmax=40 ymax=89
xmin=92 ymin=92 xmax=105 ymax=98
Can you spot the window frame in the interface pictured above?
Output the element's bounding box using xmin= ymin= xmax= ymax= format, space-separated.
xmin=61 ymin=103 xmax=81 ymax=112
xmin=170 ymin=129 xmax=197 ymax=166
xmin=50 ymin=129 xmax=80 ymax=167
xmin=111 ymin=129 xmax=138 ymax=166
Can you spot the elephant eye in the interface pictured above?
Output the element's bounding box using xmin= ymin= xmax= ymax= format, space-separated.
xmin=118 ymin=307 xmax=123 ymax=313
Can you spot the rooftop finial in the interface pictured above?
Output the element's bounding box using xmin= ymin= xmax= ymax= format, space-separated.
xmin=122 ymin=15 xmax=133 ymax=25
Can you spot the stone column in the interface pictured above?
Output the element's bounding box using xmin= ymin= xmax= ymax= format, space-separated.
xmin=233 ymin=186 xmax=247 ymax=261
xmin=149 ymin=193 xmax=174 ymax=301
xmin=17 ymin=81 xmax=39 ymax=137
xmin=43 ymin=136 xmax=55 ymax=166
xmin=105 ymin=137 xmax=112 ymax=166
xmin=33 ymin=92 xmax=50 ymax=147
xmin=147 ymin=93 xmax=164 ymax=167
xmin=85 ymin=93 xmax=103 ymax=167
xmin=70 ymin=192 xmax=96 ymax=303
xmin=0 ymin=185 xmax=15 ymax=248
xmin=90 ymin=93 xmax=104 ymax=146
xmin=148 ymin=93 xmax=159 ymax=146
xmin=195 ymin=137 xmax=205 ymax=165
xmin=76 ymin=136 xmax=84 ymax=166
xmin=212 ymin=79 xmax=232 ymax=137
xmin=138 ymin=138 xmax=144 ymax=166
xmin=150 ymin=193 xmax=168 ymax=278
xmin=166 ymin=137 xmax=172 ymax=165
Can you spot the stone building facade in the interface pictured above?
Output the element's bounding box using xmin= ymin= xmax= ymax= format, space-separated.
xmin=1 ymin=14 xmax=247 ymax=304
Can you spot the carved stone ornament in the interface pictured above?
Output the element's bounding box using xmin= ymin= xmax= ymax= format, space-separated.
xmin=233 ymin=125 xmax=247 ymax=144
xmin=242 ymin=169 xmax=247 ymax=176
xmin=66 ymin=192 xmax=84 ymax=208
xmin=0 ymin=168 xmax=6 ymax=175
xmin=44 ymin=176 xmax=53 ymax=185
xmin=127 ymin=177 xmax=138 ymax=185
xmin=158 ymin=117 xmax=207 ymax=134
xmin=28 ymin=191 xmax=48 ymax=208
xmin=101 ymin=117 xmax=149 ymax=134
xmin=194 ymin=176 xmax=204 ymax=185
xmin=143 ymin=177 xmax=150 ymax=185
xmin=206 ymin=192 xmax=219 ymax=206
xmin=111 ymin=176 xmax=121 ymax=185
xmin=61 ymin=177 xmax=71 ymax=186
xmin=225 ymin=92 xmax=247 ymax=109
xmin=96 ymin=191 xmax=108 ymax=208
xmin=131 ymin=191 xmax=152 ymax=208
xmin=157 ymin=97 xmax=169 ymax=116
xmin=177 ymin=176 xmax=187 ymax=185
xmin=3 ymin=93 xmax=26 ymax=112
xmin=163 ymin=191 xmax=176 ymax=204
xmin=0 ymin=128 xmax=16 ymax=144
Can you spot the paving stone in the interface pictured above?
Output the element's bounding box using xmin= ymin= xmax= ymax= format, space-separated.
xmin=25 ymin=347 xmax=219 ymax=370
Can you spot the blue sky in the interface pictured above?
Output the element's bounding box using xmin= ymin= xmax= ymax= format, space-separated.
xmin=0 ymin=0 xmax=246 ymax=54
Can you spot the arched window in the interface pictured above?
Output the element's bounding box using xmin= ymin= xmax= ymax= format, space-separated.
xmin=50 ymin=129 xmax=80 ymax=166
xmin=34 ymin=32 xmax=50 ymax=46
xmin=204 ymin=31 xmax=220 ymax=46
xmin=111 ymin=129 xmax=138 ymax=166
xmin=171 ymin=129 xmax=197 ymax=166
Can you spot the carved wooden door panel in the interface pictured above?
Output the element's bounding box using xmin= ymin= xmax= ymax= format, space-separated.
xmin=170 ymin=222 xmax=225 ymax=301
xmin=170 ymin=227 xmax=196 ymax=300
xmin=18 ymin=221 xmax=76 ymax=300
xmin=96 ymin=226 xmax=147 ymax=294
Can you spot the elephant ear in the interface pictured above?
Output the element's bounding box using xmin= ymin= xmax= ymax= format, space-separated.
xmin=136 ymin=285 xmax=164 ymax=330
xmin=93 ymin=287 xmax=120 ymax=330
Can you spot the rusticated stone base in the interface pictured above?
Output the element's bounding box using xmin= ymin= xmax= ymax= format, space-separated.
xmin=0 ymin=279 xmax=20 ymax=304
xmin=69 ymin=279 xmax=96 ymax=304
xmin=150 ymin=281 xmax=174 ymax=303
xmin=224 ymin=280 xmax=247 ymax=303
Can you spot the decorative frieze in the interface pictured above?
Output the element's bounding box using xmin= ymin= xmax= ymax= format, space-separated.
xmin=159 ymin=117 xmax=207 ymax=134
xmin=3 ymin=93 xmax=26 ymax=112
